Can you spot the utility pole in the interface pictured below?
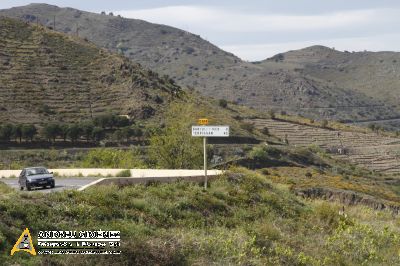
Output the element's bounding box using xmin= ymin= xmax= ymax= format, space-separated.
xmin=53 ymin=15 xmax=55 ymax=30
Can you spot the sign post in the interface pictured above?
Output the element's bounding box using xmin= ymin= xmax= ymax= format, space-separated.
xmin=192 ymin=122 xmax=229 ymax=189
xmin=203 ymin=137 xmax=207 ymax=189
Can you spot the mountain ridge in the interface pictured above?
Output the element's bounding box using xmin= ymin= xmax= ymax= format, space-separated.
xmin=1 ymin=4 xmax=400 ymax=128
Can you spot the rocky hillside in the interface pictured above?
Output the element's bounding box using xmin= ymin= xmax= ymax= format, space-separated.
xmin=1 ymin=4 xmax=399 ymax=125
xmin=0 ymin=17 xmax=181 ymax=124
xmin=262 ymin=45 xmax=400 ymax=121
xmin=250 ymin=118 xmax=400 ymax=174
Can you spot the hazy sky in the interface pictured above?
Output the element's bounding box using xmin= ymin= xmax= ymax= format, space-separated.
xmin=1 ymin=1 xmax=400 ymax=61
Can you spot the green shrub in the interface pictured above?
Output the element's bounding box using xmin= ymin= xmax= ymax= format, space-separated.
xmin=149 ymin=104 xmax=202 ymax=169
xmin=249 ymin=146 xmax=269 ymax=161
xmin=218 ymin=99 xmax=228 ymax=108
xmin=116 ymin=169 xmax=131 ymax=177
xmin=261 ymin=127 xmax=269 ymax=135
xmin=81 ymin=148 xmax=145 ymax=168
xmin=261 ymin=168 xmax=270 ymax=175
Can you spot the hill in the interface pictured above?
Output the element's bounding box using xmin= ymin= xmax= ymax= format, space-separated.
xmin=1 ymin=4 xmax=399 ymax=126
xmin=0 ymin=16 xmax=261 ymax=141
xmin=262 ymin=45 xmax=400 ymax=125
xmin=0 ymin=16 xmax=182 ymax=124
xmin=250 ymin=117 xmax=400 ymax=174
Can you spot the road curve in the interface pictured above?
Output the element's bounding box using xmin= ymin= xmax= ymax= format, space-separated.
xmin=1 ymin=178 xmax=99 ymax=193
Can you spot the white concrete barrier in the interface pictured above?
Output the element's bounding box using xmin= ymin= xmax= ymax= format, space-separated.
xmin=0 ymin=169 xmax=223 ymax=178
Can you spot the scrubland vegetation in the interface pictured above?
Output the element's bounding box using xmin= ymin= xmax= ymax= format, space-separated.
xmin=1 ymin=168 xmax=399 ymax=265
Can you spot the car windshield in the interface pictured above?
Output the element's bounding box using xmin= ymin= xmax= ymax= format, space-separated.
xmin=26 ymin=168 xmax=48 ymax=176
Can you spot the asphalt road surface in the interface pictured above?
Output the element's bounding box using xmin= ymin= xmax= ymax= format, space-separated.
xmin=0 ymin=178 xmax=98 ymax=193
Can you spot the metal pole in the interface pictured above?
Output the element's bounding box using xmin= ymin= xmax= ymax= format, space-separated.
xmin=204 ymin=137 xmax=207 ymax=189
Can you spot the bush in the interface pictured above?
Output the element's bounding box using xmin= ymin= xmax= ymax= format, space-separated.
xmin=249 ymin=147 xmax=268 ymax=161
xmin=218 ymin=99 xmax=228 ymax=108
xmin=116 ymin=169 xmax=131 ymax=177
xmin=81 ymin=148 xmax=145 ymax=168
xmin=149 ymin=104 xmax=202 ymax=169
xmin=268 ymin=110 xmax=275 ymax=119
xmin=261 ymin=127 xmax=269 ymax=135
xmin=321 ymin=120 xmax=329 ymax=128
xmin=261 ymin=168 xmax=270 ymax=175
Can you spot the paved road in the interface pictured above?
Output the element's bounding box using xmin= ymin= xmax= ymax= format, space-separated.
xmin=0 ymin=178 xmax=98 ymax=193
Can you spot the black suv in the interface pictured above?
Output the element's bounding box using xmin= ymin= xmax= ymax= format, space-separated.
xmin=19 ymin=167 xmax=55 ymax=191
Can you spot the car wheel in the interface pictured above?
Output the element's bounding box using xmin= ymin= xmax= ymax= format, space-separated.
xmin=50 ymin=182 xmax=55 ymax=189
xmin=26 ymin=182 xmax=32 ymax=191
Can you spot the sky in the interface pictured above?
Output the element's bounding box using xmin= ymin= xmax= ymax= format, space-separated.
xmin=1 ymin=1 xmax=400 ymax=61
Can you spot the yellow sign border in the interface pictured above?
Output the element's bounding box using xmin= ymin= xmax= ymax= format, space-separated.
xmin=10 ymin=228 xmax=36 ymax=256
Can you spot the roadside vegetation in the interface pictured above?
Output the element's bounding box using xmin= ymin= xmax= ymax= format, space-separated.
xmin=0 ymin=168 xmax=399 ymax=265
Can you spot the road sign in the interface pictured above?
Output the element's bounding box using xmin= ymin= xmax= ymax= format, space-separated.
xmin=192 ymin=126 xmax=229 ymax=137
xmin=197 ymin=118 xmax=209 ymax=125
xmin=192 ymin=125 xmax=230 ymax=190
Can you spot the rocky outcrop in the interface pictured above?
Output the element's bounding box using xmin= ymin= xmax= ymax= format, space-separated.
xmin=295 ymin=187 xmax=400 ymax=213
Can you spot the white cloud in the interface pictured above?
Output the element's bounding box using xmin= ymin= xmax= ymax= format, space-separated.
xmin=116 ymin=6 xmax=394 ymax=33
xmin=221 ymin=34 xmax=400 ymax=61
xmin=115 ymin=6 xmax=400 ymax=60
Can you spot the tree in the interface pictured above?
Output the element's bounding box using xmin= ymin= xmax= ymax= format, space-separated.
xmin=80 ymin=121 xmax=94 ymax=142
xmin=21 ymin=125 xmax=37 ymax=142
xmin=0 ymin=124 xmax=14 ymax=141
xmin=115 ymin=116 xmax=130 ymax=128
xmin=12 ymin=124 xmax=22 ymax=143
xmin=67 ymin=124 xmax=82 ymax=142
xmin=132 ymin=127 xmax=143 ymax=138
xmin=149 ymin=104 xmax=203 ymax=169
xmin=120 ymin=127 xmax=134 ymax=142
xmin=94 ymin=114 xmax=114 ymax=129
xmin=43 ymin=124 xmax=61 ymax=142
xmin=92 ymin=127 xmax=105 ymax=142
xmin=59 ymin=124 xmax=69 ymax=141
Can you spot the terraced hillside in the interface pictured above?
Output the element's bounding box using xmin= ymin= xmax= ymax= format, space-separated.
xmin=1 ymin=4 xmax=399 ymax=125
xmin=0 ymin=17 xmax=181 ymax=124
xmin=251 ymin=118 xmax=400 ymax=174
